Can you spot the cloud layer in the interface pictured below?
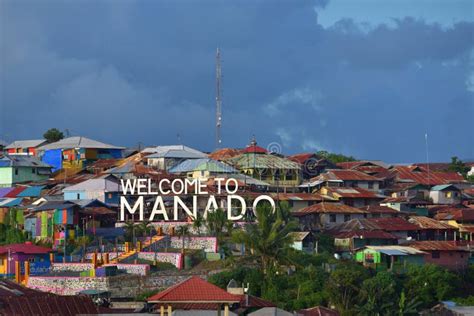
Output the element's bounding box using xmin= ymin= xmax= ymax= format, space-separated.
xmin=1 ymin=0 xmax=473 ymax=162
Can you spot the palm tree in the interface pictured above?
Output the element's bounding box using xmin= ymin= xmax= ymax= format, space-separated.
xmin=176 ymin=225 xmax=190 ymax=254
xmin=123 ymin=221 xmax=136 ymax=243
xmin=205 ymin=208 xmax=231 ymax=243
xmin=193 ymin=212 xmax=204 ymax=236
xmin=137 ymin=220 xmax=153 ymax=237
xmin=232 ymin=203 xmax=297 ymax=277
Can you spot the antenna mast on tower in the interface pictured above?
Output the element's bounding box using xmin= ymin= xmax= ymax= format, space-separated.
xmin=215 ymin=47 xmax=222 ymax=148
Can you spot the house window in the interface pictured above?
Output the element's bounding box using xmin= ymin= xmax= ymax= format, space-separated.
xmin=432 ymin=251 xmax=440 ymax=259
xmin=77 ymin=193 xmax=80 ymax=199
xmin=330 ymin=214 xmax=336 ymax=222
xmin=446 ymin=192 xmax=452 ymax=198
xmin=368 ymin=182 xmax=374 ymax=189
xmin=32 ymin=167 xmax=36 ymax=174
xmin=14 ymin=168 xmax=18 ymax=175
xmin=344 ymin=214 xmax=350 ymax=222
xmin=108 ymin=193 xmax=113 ymax=199
xmin=288 ymin=200 xmax=294 ymax=207
xmin=352 ymin=181 xmax=358 ymax=187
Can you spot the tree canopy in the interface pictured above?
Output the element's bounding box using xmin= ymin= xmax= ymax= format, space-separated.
xmin=43 ymin=128 xmax=64 ymax=143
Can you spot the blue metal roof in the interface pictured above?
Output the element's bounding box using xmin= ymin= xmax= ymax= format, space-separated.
xmin=17 ymin=186 xmax=45 ymax=197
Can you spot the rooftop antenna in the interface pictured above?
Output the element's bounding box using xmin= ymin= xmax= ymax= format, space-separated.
xmin=215 ymin=47 xmax=222 ymax=149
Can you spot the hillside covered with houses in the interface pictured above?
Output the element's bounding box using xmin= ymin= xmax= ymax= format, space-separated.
xmin=0 ymin=133 xmax=474 ymax=315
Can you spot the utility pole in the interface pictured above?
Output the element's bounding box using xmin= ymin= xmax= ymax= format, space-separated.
xmin=216 ymin=48 xmax=222 ymax=149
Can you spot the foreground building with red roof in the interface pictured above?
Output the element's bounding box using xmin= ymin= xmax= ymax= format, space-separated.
xmin=147 ymin=276 xmax=276 ymax=316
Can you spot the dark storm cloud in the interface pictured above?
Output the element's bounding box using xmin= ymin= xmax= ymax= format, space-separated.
xmin=0 ymin=0 xmax=473 ymax=162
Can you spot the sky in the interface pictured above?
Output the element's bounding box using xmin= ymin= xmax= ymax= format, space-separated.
xmin=1 ymin=0 xmax=473 ymax=163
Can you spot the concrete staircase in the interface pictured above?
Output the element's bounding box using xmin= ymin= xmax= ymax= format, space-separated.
xmin=111 ymin=235 xmax=166 ymax=263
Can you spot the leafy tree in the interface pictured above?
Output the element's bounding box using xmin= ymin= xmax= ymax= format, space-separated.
xmin=43 ymin=128 xmax=64 ymax=143
xmin=404 ymin=264 xmax=459 ymax=309
xmin=232 ymin=203 xmax=297 ymax=280
xmin=316 ymin=150 xmax=356 ymax=164
xmin=448 ymin=156 xmax=470 ymax=178
xmin=397 ymin=291 xmax=421 ymax=316
xmin=355 ymin=272 xmax=398 ymax=315
xmin=325 ymin=262 xmax=370 ymax=314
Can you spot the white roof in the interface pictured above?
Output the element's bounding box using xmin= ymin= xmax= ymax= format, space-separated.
xmin=5 ymin=139 xmax=46 ymax=149
xmin=62 ymin=179 xmax=120 ymax=192
xmin=39 ymin=136 xmax=124 ymax=150
xmin=143 ymin=145 xmax=207 ymax=159
xmin=366 ymin=245 xmax=426 ymax=256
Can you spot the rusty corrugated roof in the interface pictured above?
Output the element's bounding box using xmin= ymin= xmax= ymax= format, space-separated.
xmin=294 ymin=202 xmax=367 ymax=216
xmin=408 ymin=241 xmax=467 ymax=252
xmin=408 ymin=216 xmax=457 ymax=230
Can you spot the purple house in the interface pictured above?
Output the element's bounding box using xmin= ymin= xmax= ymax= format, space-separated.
xmin=0 ymin=242 xmax=53 ymax=275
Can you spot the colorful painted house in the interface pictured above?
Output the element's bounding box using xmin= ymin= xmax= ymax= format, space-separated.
xmin=355 ymin=245 xmax=426 ymax=271
xmin=0 ymin=242 xmax=53 ymax=275
xmin=0 ymin=155 xmax=52 ymax=187
xmin=62 ymin=178 xmax=120 ymax=205
xmin=27 ymin=199 xmax=115 ymax=244
xmin=4 ymin=139 xmax=48 ymax=156
xmin=38 ymin=136 xmax=124 ymax=172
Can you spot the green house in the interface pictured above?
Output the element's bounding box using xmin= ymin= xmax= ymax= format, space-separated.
xmin=0 ymin=155 xmax=52 ymax=187
xmin=355 ymin=245 xmax=426 ymax=272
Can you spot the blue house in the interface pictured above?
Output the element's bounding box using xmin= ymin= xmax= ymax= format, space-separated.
xmin=38 ymin=136 xmax=124 ymax=172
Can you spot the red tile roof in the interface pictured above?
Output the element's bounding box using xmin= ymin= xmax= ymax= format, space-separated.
xmin=0 ymin=242 xmax=53 ymax=255
xmin=147 ymin=276 xmax=241 ymax=303
xmin=294 ymin=202 xmax=366 ymax=216
xmin=242 ymin=145 xmax=267 ymax=154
